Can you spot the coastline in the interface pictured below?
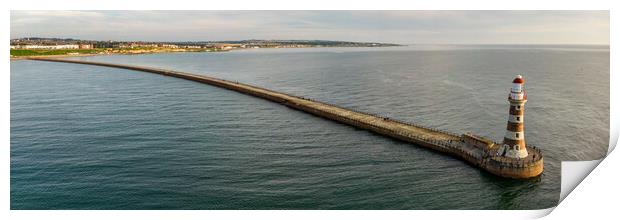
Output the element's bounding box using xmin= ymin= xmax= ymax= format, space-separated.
xmin=9 ymin=45 xmax=401 ymax=61
xmin=10 ymin=53 xmax=105 ymax=61
xmin=9 ymin=50 xmax=214 ymax=61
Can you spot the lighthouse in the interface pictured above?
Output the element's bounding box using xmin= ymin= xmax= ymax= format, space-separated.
xmin=499 ymin=75 xmax=529 ymax=159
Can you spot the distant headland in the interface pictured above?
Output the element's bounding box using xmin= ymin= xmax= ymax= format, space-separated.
xmin=10 ymin=37 xmax=402 ymax=59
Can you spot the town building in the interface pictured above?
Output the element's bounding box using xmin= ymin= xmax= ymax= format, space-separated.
xmin=13 ymin=44 xmax=80 ymax=50
xmin=78 ymin=44 xmax=93 ymax=49
xmin=158 ymin=44 xmax=179 ymax=48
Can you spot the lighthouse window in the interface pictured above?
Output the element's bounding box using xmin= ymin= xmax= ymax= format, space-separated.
xmin=516 ymin=116 xmax=521 ymax=121
xmin=516 ymin=133 xmax=520 ymax=138
xmin=516 ymin=105 xmax=521 ymax=110
xmin=514 ymin=145 xmax=520 ymax=150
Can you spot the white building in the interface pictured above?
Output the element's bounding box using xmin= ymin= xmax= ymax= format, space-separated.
xmin=16 ymin=44 xmax=80 ymax=50
xmin=158 ymin=44 xmax=179 ymax=48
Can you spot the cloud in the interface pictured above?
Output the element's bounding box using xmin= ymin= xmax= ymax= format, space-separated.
xmin=10 ymin=10 xmax=609 ymax=44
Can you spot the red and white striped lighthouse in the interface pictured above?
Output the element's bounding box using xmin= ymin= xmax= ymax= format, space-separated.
xmin=499 ymin=75 xmax=529 ymax=158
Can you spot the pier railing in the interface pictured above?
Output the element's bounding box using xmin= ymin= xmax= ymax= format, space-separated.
xmin=150 ymin=70 xmax=483 ymax=164
xmin=281 ymin=93 xmax=462 ymax=138
xmin=487 ymin=146 xmax=543 ymax=168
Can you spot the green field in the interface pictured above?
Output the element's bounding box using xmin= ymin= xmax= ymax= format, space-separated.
xmin=10 ymin=49 xmax=102 ymax=57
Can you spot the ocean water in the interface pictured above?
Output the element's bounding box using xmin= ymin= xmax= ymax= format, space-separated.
xmin=11 ymin=45 xmax=609 ymax=209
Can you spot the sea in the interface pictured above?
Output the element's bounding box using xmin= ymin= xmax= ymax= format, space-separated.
xmin=10 ymin=45 xmax=609 ymax=209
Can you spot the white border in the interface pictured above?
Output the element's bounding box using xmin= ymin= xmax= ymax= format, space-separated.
xmin=4 ymin=0 xmax=615 ymax=10
xmin=3 ymin=1 xmax=617 ymax=219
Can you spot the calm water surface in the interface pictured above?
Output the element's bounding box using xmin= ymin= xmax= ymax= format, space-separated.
xmin=11 ymin=45 xmax=609 ymax=209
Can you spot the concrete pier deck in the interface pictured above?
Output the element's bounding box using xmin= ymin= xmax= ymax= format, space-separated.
xmin=28 ymin=58 xmax=543 ymax=179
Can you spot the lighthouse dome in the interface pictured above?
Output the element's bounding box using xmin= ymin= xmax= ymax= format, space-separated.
xmin=513 ymin=75 xmax=524 ymax=84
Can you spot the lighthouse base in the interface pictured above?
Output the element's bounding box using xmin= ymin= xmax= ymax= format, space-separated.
xmin=483 ymin=157 xmax=543 ymax=179
xmin=482 ymin=146 xmax=544 ymax=179
xmin=505 ymin=148 xmax=529 ymax=159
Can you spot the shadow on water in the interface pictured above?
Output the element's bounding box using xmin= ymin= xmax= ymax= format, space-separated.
xmin=347 ymin=122 xmax=550 ymax=209
xmin=478 ymin=169 xmax=543 ymax=209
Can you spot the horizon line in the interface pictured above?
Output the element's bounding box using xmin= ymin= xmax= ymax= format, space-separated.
xmin=9 ymin=37 xmax=610 ymax=46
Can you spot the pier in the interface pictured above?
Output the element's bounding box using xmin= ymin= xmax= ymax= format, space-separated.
xmin=28 ymin=58 xmax=543 ymax=179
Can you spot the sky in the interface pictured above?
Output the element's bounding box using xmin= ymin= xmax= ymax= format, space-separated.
xmin=10 ymin=10 xmax=609 ymax=44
